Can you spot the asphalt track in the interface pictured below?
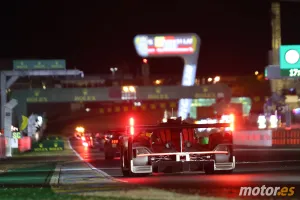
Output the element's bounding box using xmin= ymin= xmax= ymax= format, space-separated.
xmin=70 ymin=138 xmax=300 ymax=198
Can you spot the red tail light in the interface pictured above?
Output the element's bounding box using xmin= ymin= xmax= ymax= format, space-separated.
xmin=112 ymin=140 xmax=118 ymax=144
xmin=229 ymin=114 xmax=234 ymax=131
xmin=129 ymin=117 xmax=134 ymax=126
xmin=129 ymin=117 xmax=134 ymax=135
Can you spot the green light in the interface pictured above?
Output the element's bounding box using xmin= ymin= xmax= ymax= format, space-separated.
xmin=264 ymin=68 xmax=268 ymax=77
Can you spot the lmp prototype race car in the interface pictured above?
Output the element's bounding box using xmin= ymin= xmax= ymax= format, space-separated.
xmin=103 ymin=129 xmax=125 ymax=160
xmin=119 ymin=117 xmax=235 ymax=177
xmin=81 ymin=132 xmax=95 ymax=148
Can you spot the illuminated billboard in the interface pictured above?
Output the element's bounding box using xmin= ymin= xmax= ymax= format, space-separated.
xmin=280 ymin=45 xmax=300 ymax=77
xmin=134 ymin=34 xmax=199 ymax=57
xmin=134 ymin=33 xmax=201 ymax=119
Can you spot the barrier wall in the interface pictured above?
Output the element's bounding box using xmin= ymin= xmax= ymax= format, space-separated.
xmin=233 ymin=130 xmax=272 ymax=147
xmin=0 ymin=136 xmax=5 ymax=158
xmin=233 ymin=129 xmax=300 ymax=147
xmin=31 ymin=139 xmax=64 ymax=151
xmin=18 ymin=137 xmax=31 ymax=153
xmin=272 ymin=129 xmax=300 ymax=146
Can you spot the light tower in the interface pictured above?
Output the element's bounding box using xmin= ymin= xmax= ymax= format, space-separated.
xmin=270 ymin=1 xmax=281 ymax=65
xmin=269 ymin=0 xmax=300 ymax=94
xmin=270 ymin=0 xmax=300 ymax=64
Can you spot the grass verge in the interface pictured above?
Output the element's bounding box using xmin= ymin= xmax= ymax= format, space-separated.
xmin=0 ymin=188 xmax=145 ymax=200
xmin=0 ymin=163 xmax=55 ymax=185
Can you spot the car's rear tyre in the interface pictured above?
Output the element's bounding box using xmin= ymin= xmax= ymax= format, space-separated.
xmin=204 ymin=163 xmax=215 ymax=174
xmin=105 ymin=154 xmax=114 ymax=160
xmin=104 ymin=150 xmax=115 ymax=160
xmin=122 ymin=169 xmax=131 ymax=177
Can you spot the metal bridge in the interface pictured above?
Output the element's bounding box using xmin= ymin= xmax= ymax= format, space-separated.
xmin=10 ymin=83 xmax=231 ymax=126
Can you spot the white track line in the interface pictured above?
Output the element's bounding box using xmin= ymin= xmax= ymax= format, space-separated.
xmin=67 ymin=140 xmax=84 ymax=161
xmin=50 ymin=164 xmax=61 ymax=186
xmin=67 ymin=140 xmax=127 ymax=183
xmin=98 ymin=168 xmax=121 ymax=170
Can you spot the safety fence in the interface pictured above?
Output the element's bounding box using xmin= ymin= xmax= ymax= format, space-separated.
xmin=233 ymin=129 xmax=300 ymax=147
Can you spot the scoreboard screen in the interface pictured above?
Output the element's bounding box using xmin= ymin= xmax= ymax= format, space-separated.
xmin=134 ymin=35 xmax=198 ymax=57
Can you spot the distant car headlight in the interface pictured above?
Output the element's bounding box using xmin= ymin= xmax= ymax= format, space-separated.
xmin=185 ymin=141 xmax=192 ymax=148
xmin=165 ymin=142 xmax=172 ymax=149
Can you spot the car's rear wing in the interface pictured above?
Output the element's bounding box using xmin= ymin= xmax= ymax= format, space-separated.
xmin=137 ymin=150 xmax=228 ymax=157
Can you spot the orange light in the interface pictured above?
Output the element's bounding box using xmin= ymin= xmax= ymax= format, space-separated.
xmin=143 ymin=59 xmax=148 ymax=64
xmin=155 ymin=79 xmax=161 ymax=85
xmin=76 ymin=126 xmax=85 ymax=133
xmin=81 ymin=136 xmax=86 ymax=141
xmin=112 ymin=140 xmax=118 ymax=144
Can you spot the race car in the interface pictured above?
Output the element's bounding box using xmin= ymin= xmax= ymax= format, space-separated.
xmin=81 ymin=133 xmax=94 ymax=148
xmin=119 ymin=117 xmax=235 ymax=177
xmin=103 ymin=129 xmax=125 ymax=160
xmin=74 ymin=126 xmax=85 ymax=139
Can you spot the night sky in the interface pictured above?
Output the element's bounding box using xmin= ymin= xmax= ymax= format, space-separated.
xmin=0 ymin=1 xmax=300 ymax=76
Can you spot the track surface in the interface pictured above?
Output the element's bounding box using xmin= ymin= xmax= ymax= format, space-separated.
xmin=70 ymin=138 xmax=300 ymax=198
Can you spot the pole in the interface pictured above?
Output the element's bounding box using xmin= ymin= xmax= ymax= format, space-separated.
xmin=202 ymin=78 xmax=205 ymax=85
xmin=128 ymin=136 xmax=133 ymax=173
xmin=4 ymin=107 xmax=12 ymax=157
xmin=285 ymin=105 xmax=291 ymax=128
xmin=1 ymin=72 xmax=6 ymax=129
xmin=180 ymin=131 xmax=183 ymax=153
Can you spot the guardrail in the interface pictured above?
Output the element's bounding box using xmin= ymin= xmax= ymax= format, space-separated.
xmin=233 ymin=130 xmax=272 ymax=147
xmin=233 ymin=128 xmax=300 ymax=147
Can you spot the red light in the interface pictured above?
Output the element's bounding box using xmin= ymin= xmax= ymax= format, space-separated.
xmin=143 ymin=59 xmax=148 ymax=64
xmin=130 ymin=127 xmax=134 ymax=135
xmin=129 ymin=117 xmax=134 ymax=126
xmin=229 ymin=114 xmax=235 ymax=131
xmin=112 ymin=140 xmax=118 ymax=144
xmin=129 ymin=117 xmax=134 ymax=135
